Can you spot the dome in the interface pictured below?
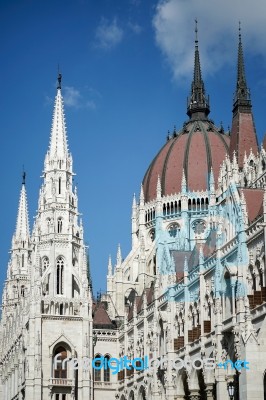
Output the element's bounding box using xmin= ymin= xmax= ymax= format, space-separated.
xmin=143 ymin=27 xmax=231 ymax=202
xmin=143 ymin=119 xmax=230 ymax=202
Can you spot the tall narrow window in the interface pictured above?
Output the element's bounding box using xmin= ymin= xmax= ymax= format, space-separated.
xmin=57 ymin=257 xmax=64 ymax=295
xmin=47 ymin=218 xmax=51 ymax=233
xmin=53 ymin=346 xmax=67 ymax=379
xmin=58 ymin=218 xmax=63 ymax=233
xmin=104 ymin=356 xmax=110 ymax=381
xmin=42 ymin=257 xmax=49 ymax=277
xmin=59 ymin=177 xmax=61 ymax=194
xmin=94 ymin=354 xmax=102 ymax=381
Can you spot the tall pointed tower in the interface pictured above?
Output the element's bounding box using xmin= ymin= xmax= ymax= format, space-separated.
xmin=0 ymin=75 xmax=93 ymax=400
xmin=1 ymin=173 xmax=31 ymax=320
xmin=29 ymin=74 xmax=93 ymax=400
xmin=187 ymin=19 xmax=210 ymax=120
xmin=229 ymin=24 xmax=259 ymax=168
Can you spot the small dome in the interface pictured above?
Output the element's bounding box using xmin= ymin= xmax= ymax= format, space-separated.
xmin=143 ymin=119 xmax=230 ymax=202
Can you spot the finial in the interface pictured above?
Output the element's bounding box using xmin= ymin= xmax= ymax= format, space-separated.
xmin=57 ymin=71 xmax=62 ymax=90
xmin=195 ymin=18 xmax=198 ymax=45
xmin=187 ymin=18 xmax=210 ymax=119
xmin=116 ymin=243 xmax=122 ymax=267
xmin=132 ymin=193 xmax=136 ymax=208
xmin=239 ymin=21 xmax=241 ymax=41
xmin=156 ymin=175 xmax=162 ymax=198
xmin=184 ymin=256 xmax=188 ymax=273
xmin=108 ymin=255 xmax=112 ymax=276
xmin=140 ymin=183 xmax=144 ymax=205
xmin=22 ymin=169 xmax=26 ymax=185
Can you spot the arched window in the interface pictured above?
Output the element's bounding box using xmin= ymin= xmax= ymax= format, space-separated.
xmin=56 ymin=257 xmax=64 ymax=295
xmin=53 ymin=346 xmax=67 ymax=379
xmin=42 ymin=257 xmax=49 ymax=276
xmin=149 ymin=229 xmax=155 ymax=242
xmin=159 ymin=319 xmax=164 ymax=357
xmin=168 ymin=223 xmax=180 ymax=238
xmin=47 ymin=218 xmax=51 ymax=233
xmin=58 ymin=218 xmax=63 ymax=233
xmin=224 ymin=273 xmax=232 ymax=318
xmin=21 ymin=286 xmax=25 ymax=297
xmin=104 ymin=355 xmax=110 ymax=381
xmin=58 ymin=177 xmax=61 ymax=194
xmin=192 ymin=219 xmax=206 ymax=235
xmin=94 ymin=354 xmax=102 ymax=381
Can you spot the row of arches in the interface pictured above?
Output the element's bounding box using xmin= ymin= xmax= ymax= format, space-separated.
xmin=145 ymin=198 xmax=209 ymax=224
xmin=188 ymin=197 xmax=209 ymax=212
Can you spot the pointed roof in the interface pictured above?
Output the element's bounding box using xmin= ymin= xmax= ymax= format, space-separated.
xmin=48 ymin=74 xmax=69 ymax=159
xmin=14 ymin=176 xmax=30 ymax=240
xmin=93 ymin=302 xmax=116 ymax=329
xmin=187 ymin=20 xmax=210 ymax=120
xmin=86 ymin=248 xmax=93 ymax=290
xmin=233 ymin=23 xmax=251 ymax=114
xmin=229 ymin=25 xmax=259 ymax=168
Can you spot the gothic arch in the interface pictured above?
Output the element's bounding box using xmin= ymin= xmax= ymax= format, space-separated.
xmin=56 ymin=256 xmax=64 ymax=295
xmin=124 ymin=287 xmax=138 ymax=307
xmin=138 ymin=385 xmax=146 ymax=400
xmin=52 ymin=341 xmax=73 ymax=380
xmin=49 ymin=334 xmax=75 ymax=357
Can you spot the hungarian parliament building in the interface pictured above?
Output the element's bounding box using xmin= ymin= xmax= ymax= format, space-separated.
xmin=0 ymin=27 xmax=266 ymax=400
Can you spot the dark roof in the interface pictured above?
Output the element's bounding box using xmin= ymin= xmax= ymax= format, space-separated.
xmin=242 ymin=188 xmax=264 ymax=223
xmin=127 ymin=283 xmax=155 ymax=321
xmin=143 ymin=120 xmax=230 ymax=202
xmin=93 ymin=302 xmax=116 ymax=329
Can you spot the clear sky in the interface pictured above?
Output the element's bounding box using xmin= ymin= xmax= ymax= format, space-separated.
xmin=1 ymin=0 xmax=266 ymax=298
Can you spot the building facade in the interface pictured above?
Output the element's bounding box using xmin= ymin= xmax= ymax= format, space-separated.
xmin=102 ymin=30 xmax=266 ymax=400
xmin=1 ymin=28 xmax=266 ymax=400
xmin=0 ymin=76 xmax=93 ymax=399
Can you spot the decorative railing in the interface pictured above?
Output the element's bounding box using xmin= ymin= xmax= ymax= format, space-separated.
xmin=50 ymin=378 xmax=73 ymax=386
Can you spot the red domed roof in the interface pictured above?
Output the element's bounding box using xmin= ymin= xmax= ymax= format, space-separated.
xmin=143 ymin=119 xmax=230 ymax=202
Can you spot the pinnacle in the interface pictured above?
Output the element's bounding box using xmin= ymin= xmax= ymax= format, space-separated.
xmin=233 ymin=23 xmax=251 ymax=111
xmin=48 ymin=80 xmax=69 ymax=161
xmin=187 ymin=20 xmax=210 ymax=119
xmin=14 ymin=183 xmax=30 ymax=241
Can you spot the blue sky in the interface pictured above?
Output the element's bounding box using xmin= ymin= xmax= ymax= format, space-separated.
xmin=1 ymin=0 xmax=266 ymax=298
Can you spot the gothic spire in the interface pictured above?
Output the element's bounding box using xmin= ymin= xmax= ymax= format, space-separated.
xmin=233 ymin=22 xmax=251 ymax=114
xmin=47 ymin=73 xmax=69 ymax=161
xmin=229 ymin=24 xmax=258 ymax=168
xmin=14 ymin=173 xmax=30 ymax=241
xmin=187 ymin=19 xmax=210 ymax=120
xmin=87 ymin=247 xmax=93 ymax=290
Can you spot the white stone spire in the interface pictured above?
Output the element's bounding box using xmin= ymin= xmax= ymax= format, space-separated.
xmin=156 ymin=175 xmax=162 ymax=199
xmin=47 ymin=74 xmax=69 ymax=161
xmin=108 ymin=255 xmax=113 ymax=276
xmin=116 ymin=244 xmax=122 ymax=267
xmin=14 ymin=176 xmax=30 ymax=242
